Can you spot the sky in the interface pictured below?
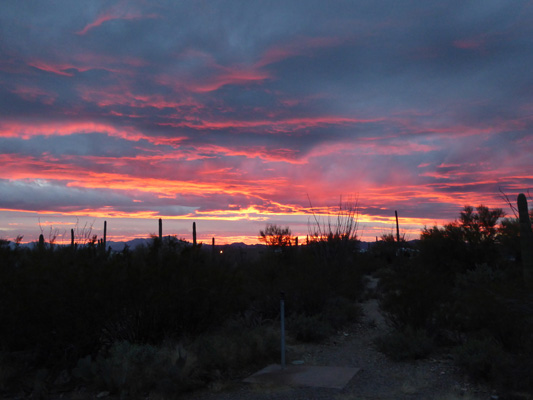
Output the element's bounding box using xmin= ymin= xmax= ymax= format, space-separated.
xmin=1 ymin=0 xmax=533 ymax=245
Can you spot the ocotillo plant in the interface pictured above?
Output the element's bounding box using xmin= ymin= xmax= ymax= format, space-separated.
xmin=518 ymin=193 xmax=533 ymax=287
xmin=193 ymin=222 xmax=197 ymax=246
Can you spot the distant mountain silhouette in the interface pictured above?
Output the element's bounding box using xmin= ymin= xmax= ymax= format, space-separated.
xmin=9 ymin=238 xmax=418 ymax=252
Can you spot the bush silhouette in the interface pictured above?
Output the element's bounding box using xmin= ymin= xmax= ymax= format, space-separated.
xmin=378 ymin=204 xmax=533 ymax=394
xmin=0 ymin=226 xmax=366 ymax=396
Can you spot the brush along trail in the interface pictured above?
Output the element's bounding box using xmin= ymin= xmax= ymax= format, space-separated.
xmin=189 ymin=276 xmax=494 ymax=400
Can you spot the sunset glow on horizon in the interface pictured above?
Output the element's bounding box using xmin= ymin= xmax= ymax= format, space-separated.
xmin=1 ymin=1 xmax=533 ymax=245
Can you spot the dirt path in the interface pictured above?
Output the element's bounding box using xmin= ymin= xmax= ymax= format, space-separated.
xmin=188 ymin=278 xmax=494 ymax=400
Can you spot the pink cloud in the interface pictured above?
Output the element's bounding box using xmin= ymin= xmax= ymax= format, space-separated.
xmin=156 ymin=65 xmax=271 ymax=94
xmin=453 ymin=38 xmax=485 ymax=50
xmin=11 ymin=86 xmax=57 ymax=105
xmin=155 ymin=38 xmax=344 ymax=94
xmin=159 ymin=115 xmax=382 ymax=132
xmin=78 ymin=85 xmax=203 ymax=111
xmin=76 ymin=12 xmax=160 ymax=35
xmin=191 ymin=68 xmax=271 ymax=92
xmin=256 ymin=36 xmax=345 ymax=67
xmin=28 ymin=61 xmax=77 ymax=77
xmin=187 ymin=144 xmax=306 ymax=164
xmin=28 ymin=59 xmax=129 ymax=77
xmin=0 ymin=121 xmax=147 ymax=141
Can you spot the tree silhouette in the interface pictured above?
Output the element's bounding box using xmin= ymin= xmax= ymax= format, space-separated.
xmin=259 ymin=224 xmax=292 ymax=248
xmin=420 ymin=204 xmax=505 ymax=270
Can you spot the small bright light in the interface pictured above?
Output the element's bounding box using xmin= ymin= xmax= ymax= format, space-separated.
xmin=219 ymin=250 xmax=223 ymax=254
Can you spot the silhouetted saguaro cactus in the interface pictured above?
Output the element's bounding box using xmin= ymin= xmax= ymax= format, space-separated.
xmin=71 ymin=229 xmax=74 ymax=247
xmin=518 ymin=193 xmax=533 ymax=287
xmin=38 ymin=234 xmax=44 ymax=250
xmin=159 ymin=218 xmax=162 ymax=241
xmin=395 ymin=210 xmax=400 ymax=243
xmin=103 ymin=221 xmax=107 ymax=249
xmin=193 ymin=222 xmax=197 ymax=246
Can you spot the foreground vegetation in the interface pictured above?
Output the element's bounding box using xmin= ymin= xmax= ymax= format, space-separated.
xmin=0 ymin=219 xmax=366 ymax=398
xmin=376 ymin=202 xmax=533 ymax=396
xmin=1 ymin=195 xmax=532 ymax=398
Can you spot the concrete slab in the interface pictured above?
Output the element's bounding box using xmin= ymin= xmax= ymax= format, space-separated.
xmin=243 ymin=364 xmax=360 ymax=389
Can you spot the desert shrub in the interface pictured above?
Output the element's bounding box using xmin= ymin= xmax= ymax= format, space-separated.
xmin=243 ymin=244 xmax=365 ymax=321
xmin=498 ymin=217 xmax=522 ymax=262
xmin=446 ymin=266 xmax=533 ymax=393
xmin=379 ymin=205 xmax=513 ymax=334
xmin=375 ymin=327 xmax=434 ymax=361
xmin=449 ymin=265 xmax=533 ymax=351
xmin=369 ymin=234 xmax=414 ymax=265
xmin=322 ymin=296 xmax=362 ymax=330
xmin=73 ymin=341 xmax=190 ymax=398
xmin=0 ymin=249 xmax=116 ymax=366
xmin=369 ymin=238 xmax=397 ymax=265
xmin=0 ymin=221 xmax=367 ymax=396
xmin=0 ymin=351 xmax=27 ymax=394
xmin=0 ymin=241 xmax=248 ymax=386
xmin=378 ymin=260 xmax=453 ymax=332
xmin=289 ymin=313 xmax=334 ymax=343
xmin=190 ymin=323 xmax=279 ymax=379
xmin=501 ymin=354 xmax=533 ymax=393
xmin=418 ymin=205 xmax=505 ymax=273
xmin=454 ymin=336 xmax=533 ymax=393
xmin=375 ymin=203 xmax=533 ymax=395
xmin=454 ymin=337 xmax=510 ymax=382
